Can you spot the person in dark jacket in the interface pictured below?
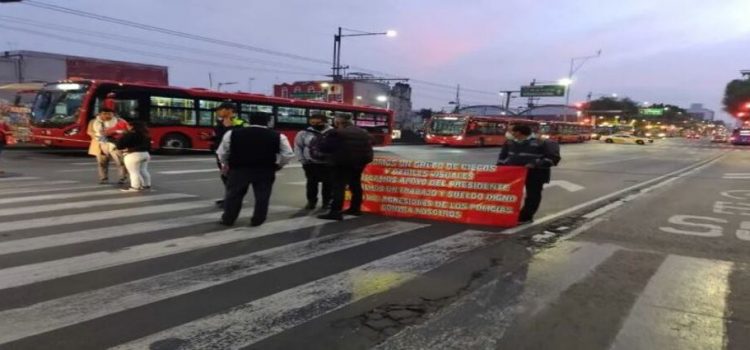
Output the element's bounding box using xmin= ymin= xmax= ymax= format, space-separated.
xmin=497 ymin=124 xmax=561 ymax=224
xmin=116 ymin=120 xmax=152 ymax=192
xmin=211 ymin=101 xmax=248 ymax=207
xmin=317 ymin=114 xmax=374 ymax=221
xmin=216 ymin=112 xmax=294 ymax=227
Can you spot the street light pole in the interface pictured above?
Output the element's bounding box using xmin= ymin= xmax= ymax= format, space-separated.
xmin=331 ymin=27 xmax=397 ymax=81
xmin=564 ymin=50 xmax=602 ymax=120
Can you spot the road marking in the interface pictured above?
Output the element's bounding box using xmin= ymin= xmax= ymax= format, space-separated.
xmin=504 ymin=154 xmax=725 ymax=235
xmin=0 ymin=205 xmax=296 ymax=256
xmin=0 ymin=190 xmax=119 ymax=205
xmin=0 ymin=201 xmax=213 ymax=234
xmin=0 ymin=221 xmax=427 ymax=344
xmin=158 ymin=169 xmax=217 ymax=175
xmin=0 ymin=185 xmax=101 ymax=196
xmin=0 ymin=180 xmax=78 ymax=190
xmin=723 ymin=173 xmax=750 ymax=179
xmin=113 ymin=229 xmax=491 ymax=350
xmin=581 ymin=156 xmax=643 ymax=166
xmin=0 ymin=193 xmax=195 ymax=218
xmin=544 ymin=180 xmax=584 ymax=192
xmin=287 ymin=181 xmax=307 ymax=186
xmin=0 ymin=214 xmax=356 ymax=290
xmin=377 ymin=241 xmax=619 ymax=350
xmin=610 ymin=255 xmax=731 ymax=350
xmin=0 ymin=176 xmax=39 ymax=183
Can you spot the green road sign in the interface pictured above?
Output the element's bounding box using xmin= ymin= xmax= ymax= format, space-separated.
xmin=640 ymin=108 xmax=665 ymax=116
xmin=290 ymin=92 xmax=326 ymax=99
xmin=520 ymin=85 xmax=566 ymax=97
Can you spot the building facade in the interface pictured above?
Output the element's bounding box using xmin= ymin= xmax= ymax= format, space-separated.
xmin=686 ymin=103 xmax=715 ymax=121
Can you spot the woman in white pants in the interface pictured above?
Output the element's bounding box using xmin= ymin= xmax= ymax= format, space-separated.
xmin=116 ymin=120 xmax=152 ymax=192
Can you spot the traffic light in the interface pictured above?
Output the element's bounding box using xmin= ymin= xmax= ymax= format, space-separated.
xmin=0 ymin=0 xmax=23 ymax=3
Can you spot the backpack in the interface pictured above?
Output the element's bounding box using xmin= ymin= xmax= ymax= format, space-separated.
xmin=307 ymin=130 xmax=329 ymax=162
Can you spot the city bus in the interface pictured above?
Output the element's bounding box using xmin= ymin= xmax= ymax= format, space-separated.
xmin=539 ymin=121 xmax=593 ymax=143
xmin=730 ymin=128 xmax=750 ymax=145
xmin=29 ymin=80 xmax=394 ymax=152
xmin=425 ymin=114 xmax=539 ymax=147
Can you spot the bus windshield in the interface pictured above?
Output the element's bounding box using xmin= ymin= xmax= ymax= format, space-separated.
xmin=430 ymin=118 xmax=466 ymax=135
xmin=31 ymin=83 xmax=89 ymax=127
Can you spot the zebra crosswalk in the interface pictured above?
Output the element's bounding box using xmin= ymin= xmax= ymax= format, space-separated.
xmin=1 ymin=175 xmax=749 ymax=349
xmin=0 ymin=176 xmax=496 ymax=349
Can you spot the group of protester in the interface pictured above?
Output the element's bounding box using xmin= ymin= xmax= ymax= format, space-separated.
xmin=212 ymin=103 xmax=373 ymax=227
xmin=84 ymin=100 xmax=559 ymax=227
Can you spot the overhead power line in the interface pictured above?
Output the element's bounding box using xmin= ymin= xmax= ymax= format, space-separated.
xmin=19 ymin=0 xmax=501 ymax=96
xmin=0 ymin=24 xmax=326 ymax=77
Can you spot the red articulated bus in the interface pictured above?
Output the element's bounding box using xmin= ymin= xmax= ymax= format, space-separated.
xmin=539 ymin=121 xmax=592 ymax=143
xmin=29 ymin=80 xmax=393 ymax=152
xmin=425 ymin=114 xmax=540 ymax=147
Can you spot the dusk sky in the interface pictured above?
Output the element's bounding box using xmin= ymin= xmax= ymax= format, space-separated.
xmin=2 ymin=0 xmax=749 ymax=120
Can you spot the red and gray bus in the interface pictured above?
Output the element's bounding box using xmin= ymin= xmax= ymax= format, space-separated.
xmin=425 ymin=114 xmax=540 ymax=147
xmin=539 ymin=121 xmax=592 ymax=143
xmin=29 ymin=79 xmax=393 ymax=152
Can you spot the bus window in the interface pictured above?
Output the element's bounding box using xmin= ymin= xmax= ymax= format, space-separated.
xmin=241 ymin=103 xmax=274 ymax=125
xmin=94 ymin=96 xmax=140 ymax=122
xmin=276 ymin=106 xmax=307 ymax=128
xmin=197 ymin=100 xmax=225 ymax=126
xmin=149 ymin=96 xmax=196 ymax=126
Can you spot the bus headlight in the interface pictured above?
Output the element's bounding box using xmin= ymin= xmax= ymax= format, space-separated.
xmin=541 ymin=134 xmax=550 ymax=139
xmin=64 ymin=127 xmax=80 ymax=136
xmin=455 ymin=136 xmax=463 ymax=141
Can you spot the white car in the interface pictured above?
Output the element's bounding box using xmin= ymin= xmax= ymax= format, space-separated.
xmin=602 ymin=134 xmax=654 ymax=145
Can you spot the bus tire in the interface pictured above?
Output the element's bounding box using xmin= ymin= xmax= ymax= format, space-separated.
xmin=478 ymin=138 xmax=485 ymax=147
xmin=636 ymin=140 xmax=645 ymax=145
xmin=605 ymin=138 xmax=614 ymax=144
xmin=160 ymin=133 xmax=191 ymax=154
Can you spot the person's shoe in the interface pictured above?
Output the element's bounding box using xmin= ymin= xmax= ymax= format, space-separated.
xmin=218 ymin=220 xmax=234 ymax=227
xmin=317 ymin=212 xmax=344 ymax=221
xmin=98 ymin=179 xmax=109 ymax=185
xmin=142 ymin=186 xmax=152 ymax=191
xmin=120 ymin=187 xmax=142 ymax=193
xmin=117 ymin=178 xmax=128 ymax=185
xmin=303 ymin=202 xmax=317 ymax=210
xmin=321 ymin=203 xmax=332 ymax=210
xmin=343 ymin=209 xmax=363 ymax=216
xmin=250 ymin=218 xmax=265 ymax=227
xmin=517 ymin=219 xmax=534 ymax=226
xmin=215 ymin=199 xmax=224 ymax=209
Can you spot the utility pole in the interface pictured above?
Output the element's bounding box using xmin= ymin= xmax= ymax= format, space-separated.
xmin=498 ymin=90 xmax=517 ymax=111
xmin=454 ymin=84 xmax=461 ymax=112
xmin=247 ymin=77 xmax=255 ymax=92
xmin=208 ymin=73 xmax=213 ymax=89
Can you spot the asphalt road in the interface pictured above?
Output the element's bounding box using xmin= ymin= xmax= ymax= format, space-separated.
xmin=0 ymin=138 xmax=746 ymax=349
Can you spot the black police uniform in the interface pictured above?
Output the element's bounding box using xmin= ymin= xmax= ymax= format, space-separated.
xmin=497 ymin=137 xmax=561 ymax=222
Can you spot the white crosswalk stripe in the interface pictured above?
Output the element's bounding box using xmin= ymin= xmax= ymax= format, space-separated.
xmin=0 ymin=179 xmax=748 ymax=350
xmin=0 ymin=176 xmax=39 ymax=183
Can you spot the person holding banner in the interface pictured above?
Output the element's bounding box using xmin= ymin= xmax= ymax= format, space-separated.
xmin=0 ymin=119 xmax=12 ymax=175
xmin=497 ymin=124 xmax=561 ymax=225
xmin=317 ymin=113 xmax=374 ymax=221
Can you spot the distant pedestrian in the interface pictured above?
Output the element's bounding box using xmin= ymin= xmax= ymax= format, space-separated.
xmin=88 ymin=107 xmax=129 ymax=185
xmin=216 ymin=112 xmax=294 ymax=227
xmin=318 ymin=114 xmax=374 ymax=221
xmin=116 ymin=120 xmax=152 ymax=192
xmin=294 ymin=114 xmax=334 ymax=210
xmin=497 ymin=124 xmax=561 ymax=225
xmin=211 ymin=101 xmax=248 ymax=208
xmin=0 ymin=119 xmax=12 ymax=175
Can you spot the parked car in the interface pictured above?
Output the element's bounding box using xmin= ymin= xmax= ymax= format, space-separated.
xmin=602 ymin=134 xmax=654 ymax=145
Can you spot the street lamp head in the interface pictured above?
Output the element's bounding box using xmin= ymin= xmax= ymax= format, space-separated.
xmin=376 ymin=95 xmax=388 ymax=102
xmin=611 ymin=93 xmax=618 ymax=98
xmin=320 ymin=82 xmax=331 ymax=88
xmin=558 ymin=78 xmax=573 ymax=86
xmin=385 ymin=30 xmax=398 ymax=37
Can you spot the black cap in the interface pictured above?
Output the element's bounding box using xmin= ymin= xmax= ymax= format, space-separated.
xmin=101 ymin=107 xmax=115 ymax=113
xmin=216 ymin=101 xmax=236 ymax=111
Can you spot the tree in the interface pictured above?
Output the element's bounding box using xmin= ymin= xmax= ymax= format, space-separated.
xmin=723 ymin=79 xmax=750 ymax=116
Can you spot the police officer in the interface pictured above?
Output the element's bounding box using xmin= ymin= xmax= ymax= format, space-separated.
xmin=497 ymin=124 xmax=561 ymax=225
xmin=216 ymin=112 xmax=294 ymax=227
xmin=211 ymin=101 xmax=248 ymax=208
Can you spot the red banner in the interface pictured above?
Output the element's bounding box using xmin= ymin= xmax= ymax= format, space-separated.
xmin=358 ymin=158 xmax=527 ymax=227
